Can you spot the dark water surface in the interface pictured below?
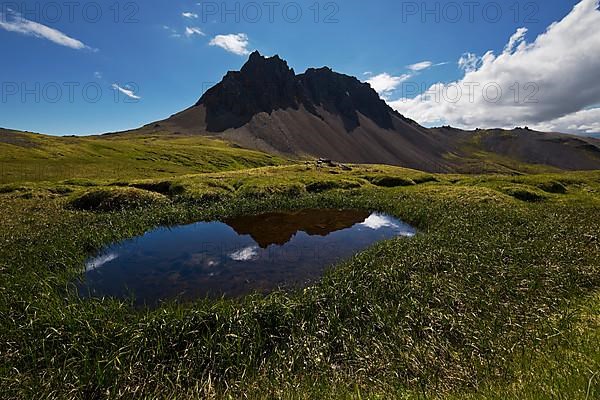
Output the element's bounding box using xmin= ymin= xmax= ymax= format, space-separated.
xmin=79 ymin=209 xmax=416 ymax=306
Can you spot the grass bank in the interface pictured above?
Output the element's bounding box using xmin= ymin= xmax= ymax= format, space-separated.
xmin=0 ymin=129 xmax=287 ymax=184
xmin=1 ymin=165 xmax=599 ymax=399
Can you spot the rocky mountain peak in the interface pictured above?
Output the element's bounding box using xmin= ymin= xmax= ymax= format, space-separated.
xmin=196 ymin=52 xmax=399 ymax=132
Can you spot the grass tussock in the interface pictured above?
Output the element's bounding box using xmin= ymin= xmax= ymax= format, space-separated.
xmin=502 ymin=185 xmax=548 ymax=202
xmin=0 ymin=184 xmax=28 ymax=194
xmin=305 ymin=179 xmax=363 ymax=193
xmin=131 ymin=180 xmax=187 ymax=196
xmin=69 ymin=187 xmax=169 ymax=211
xmin=366 ymin=175 xmax=417 ymax=187
xmin=536 ymin=180 xmax=568 ymax=194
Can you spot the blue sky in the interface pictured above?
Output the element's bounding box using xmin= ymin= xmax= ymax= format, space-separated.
xmin=1 ymin=0 xmax=598 ymax=135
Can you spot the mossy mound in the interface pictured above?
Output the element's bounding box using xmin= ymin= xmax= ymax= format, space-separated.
xmin=367 ymin=176 xmax=416 ymax=187
xmin=69 ymin=188 xmax=168 ymax=211
xmin=503 ymin=186 xmax=548 ymax=202
xmin=412 ymin=175 xmax=439 ymax=184
xmin=536 ymin=181 xmax=567 ymax=194
xmin=305 ymin=180 xmax=362 ymax=193
xmin=48 ymin=186 xmax=74 ymax=195
xmin=238 ymin=183 xmax=306 ymax=198
xmin=131 ymin=181 xmax=186 ymax=196
xmin=0 ymin=184 xmax=28 ymax=194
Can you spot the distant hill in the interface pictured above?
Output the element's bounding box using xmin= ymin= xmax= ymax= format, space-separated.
xmin=0 ymin=128 xmax=285 ymax=184
xmin=150 ymin=51 xmax=600 ymax=173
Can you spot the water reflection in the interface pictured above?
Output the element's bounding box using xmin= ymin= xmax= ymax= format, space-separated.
xmin=80 ymin=209 xmax=416 ymax=306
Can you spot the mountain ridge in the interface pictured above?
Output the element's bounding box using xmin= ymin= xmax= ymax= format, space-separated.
xmin=195 ymin=51 xmax=412 ymax=133
xmin=149 ymin=51 xmax=600 ymax=172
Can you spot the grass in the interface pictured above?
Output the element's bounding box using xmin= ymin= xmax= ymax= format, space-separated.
xmin=0 ymin=147 xmax=599 ymax=398
xmin=0 ymin=129 xmax=287 ymax=184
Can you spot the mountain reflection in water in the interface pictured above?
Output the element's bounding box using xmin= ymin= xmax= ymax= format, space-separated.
xmin=79 ymin=209 xmax=415 ymax=306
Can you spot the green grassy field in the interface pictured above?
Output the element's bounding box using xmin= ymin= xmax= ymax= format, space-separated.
xmin=1 ymin=133 xmax=599 ymax=399
xmin=0 ymin=129 xmax=287 ymax=184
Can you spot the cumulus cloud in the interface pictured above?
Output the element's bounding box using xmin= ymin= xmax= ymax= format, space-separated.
xmin=182 ymin=12 xmax=198 ymax=19
xmin=504 ymin=27 xmax=528 ymax=54
xmin=457 ymin=53 xmax=480 ymax=73
xmin=389 ymin=0 xmax=600 ymax=135
xmin=533 ymin=108 xmax=600 ymax=135
xmin=366 ymin=73 xmax=411 ymax=97
xmin=0 ymin=11 xmax=91 ymax=50
xmin=209 ymin=33 xmax=251 ymax=55
xmin=185 ymin=26 xmax=205 ymax=37
xmin=112 ymin=84 xmax=141 ymax=100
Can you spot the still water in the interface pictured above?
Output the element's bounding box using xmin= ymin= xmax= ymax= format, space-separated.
xmin=79 ymin=209 xmax=416 ymax=306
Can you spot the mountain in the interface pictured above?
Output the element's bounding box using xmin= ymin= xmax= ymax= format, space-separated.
xmin=154 ymin=51 xmax=455 ymax=172
xmin=146 ymin=52 xmax=600 ymax=172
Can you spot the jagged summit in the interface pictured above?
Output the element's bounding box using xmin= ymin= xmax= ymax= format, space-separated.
xmin=196 ymin=52 xmax=299 ymax=131
xmin=195 ymin=51 xmax=398 ymax=132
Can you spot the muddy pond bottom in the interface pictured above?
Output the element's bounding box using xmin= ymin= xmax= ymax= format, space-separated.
xmin=79 ymin=209 xmax=416 ymax=306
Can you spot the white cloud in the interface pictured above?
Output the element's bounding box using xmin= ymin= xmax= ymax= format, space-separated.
xmin=229 ymin=246 xmax=259 ymax=261
xmin=111 ymin=84 xmax=141 ymax=100
xmin=365 ymin=62 xmax=448 ymax=98
xmin=407 ymin=61 xmax=433 ymax=71
xmin=0 ymin=11 xmax=91 ymax=50
xmin=504 ymin=27 xmax=528 ymax=54
xmin=532 ymin=107 xmax=600 ymax=135
xmin=366 ymin=73 xmax=411 ymax=97
xmin=457 ymin=53 xmax=480 ymax=73
xmin=163 ymin=25 xmax=182 ymax=38
xmin=209 ymin=33 xmax=251 ymax=55
xmin=185 ymin=26 xmax=205 ymax=37
xmin=389 ymin=0 xmax=600 ymax=136
xmin=182 ymin=12 xmax=198 ymax=19
xmin=94 ymin=71 xmax=102 ymax=79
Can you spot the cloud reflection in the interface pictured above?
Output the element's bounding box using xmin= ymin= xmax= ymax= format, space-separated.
xmin=360 ymin=213 xmax=416 ymax=237
xmin=229 ymin=246 xmax=259 ymax=262
xmin=361 ymin=213 xmax=399 ymax=229
xmin=86 ymin=253 xmax=118 ymax=271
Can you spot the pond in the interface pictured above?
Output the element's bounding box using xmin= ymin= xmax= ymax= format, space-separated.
xmin=79 ymin=209 xmax=416 ymax=306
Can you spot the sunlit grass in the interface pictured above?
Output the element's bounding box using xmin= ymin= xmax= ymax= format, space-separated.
xmin=0 ymin=163 xmax=599 ymax=399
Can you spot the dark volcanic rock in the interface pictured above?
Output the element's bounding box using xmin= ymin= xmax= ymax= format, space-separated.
xmin=298 ymin=67 xmax=395 ymax=131
xmin=197 ymin=51 xmax=301 ymax=131
xmin=197 ymin=51 xmax=397 ymax=132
